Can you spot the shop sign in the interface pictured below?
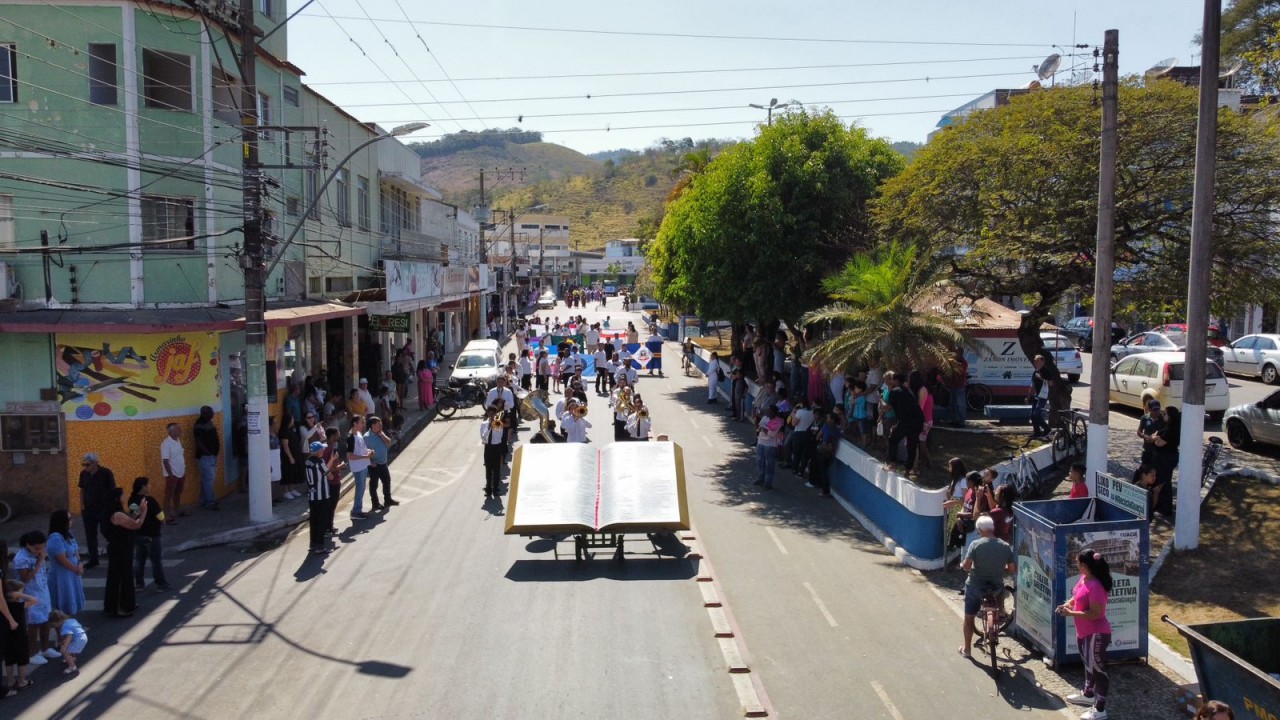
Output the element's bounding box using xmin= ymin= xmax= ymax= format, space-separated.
xmin=55 ymin=332 xmax=221 ymax=420
xmin=369 ymin=314 xmax=411 ymax=332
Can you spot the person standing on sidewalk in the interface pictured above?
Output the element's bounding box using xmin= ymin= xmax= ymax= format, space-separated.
xmin=347 ymin=415 xmax=374 ymax=520
xmin=193 ymin=406 xmax=221 ymax=511
xmin=46 ymin=510 xmax=85 ymax=616
xmin=128 ymin=477 xmax=170 ymax=593
xmin=884 ymin=371 xmax=925 ymax=477
xmin=1136 ymin=400 xmax=1165 ymax=466
xmin=366 ymin=416 xmax=399 ymax=511
xmin=946 ymin=347 xmax=969 ymax=427
xmin=322 ymin=428 xmax=346 ymax=535
xmin=103 ymin=489 xmax=147 ymax=618
xmin=1148 ymin=406 xmax=1180 ymax=518
xmin=160 ymin=423 xmax=186 ymax=524
xmin=77 ymin=453 xmax=117 ymax=569
xmin=752 ymin=405 xmax=784 ymax=490
xmin=304 ymin=441 xmax=333 ymax=555
xmin=1058 ymin=549 xmax=1115 ymax=720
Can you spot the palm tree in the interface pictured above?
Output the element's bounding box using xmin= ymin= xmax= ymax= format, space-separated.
xmin=667 ymin=147 xmax=713 ymax=201
xmin=802 ymin=243 xmax=969 ymax=374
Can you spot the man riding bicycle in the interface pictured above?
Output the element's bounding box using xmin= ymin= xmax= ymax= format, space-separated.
xmin=960 ymin=515 xmax=1016 ymax=659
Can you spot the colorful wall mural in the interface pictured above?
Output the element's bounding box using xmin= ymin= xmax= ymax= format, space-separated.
xmin=56 ymin=332 xmax=221 ymax=421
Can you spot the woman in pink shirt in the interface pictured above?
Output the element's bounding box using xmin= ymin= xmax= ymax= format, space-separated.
xmin=1056 ymin=549 xmax=1114 ymax=720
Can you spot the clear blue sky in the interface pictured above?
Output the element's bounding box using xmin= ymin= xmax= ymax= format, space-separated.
xmin=288 ymin=1 xmax=1209 ymax=154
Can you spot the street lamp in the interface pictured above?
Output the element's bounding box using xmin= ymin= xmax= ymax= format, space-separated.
xmin=246 ymin=121 xmax=427 ymax=525
xmin=748 ymin=98 xmax=800 ymax=126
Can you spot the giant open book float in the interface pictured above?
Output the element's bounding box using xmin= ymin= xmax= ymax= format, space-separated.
xmin=505 ymin=441 xmax=689 ymax=558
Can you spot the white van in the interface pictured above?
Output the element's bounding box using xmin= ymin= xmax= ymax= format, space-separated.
xmin=449 ymin=339 xmax=503 ymax=387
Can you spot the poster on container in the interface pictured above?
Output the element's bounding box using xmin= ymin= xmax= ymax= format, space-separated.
xmin=1062 ymin=527 xmax=1145 ymax=658
xmin=1013 ymin=510 xmax=1057 ymax=657
xmin=55 ymin=332 xmax=221 ymax=420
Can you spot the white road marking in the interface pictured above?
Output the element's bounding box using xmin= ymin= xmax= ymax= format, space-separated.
xmin=701 ymin=435 xmax=713 ymax=447
xmin=765 ymin=527 xmax=789 ymax=555
xmin=803 ymin=581 xmax=839 ymax=627
xmin=689 ymin=417 xmax=701 ymax=430
xmin=870 ymin=680 xmax=906 ymax=720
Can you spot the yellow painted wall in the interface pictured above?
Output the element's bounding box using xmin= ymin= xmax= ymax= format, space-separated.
xmin=64 ymin=413 xmax=225 ymax=514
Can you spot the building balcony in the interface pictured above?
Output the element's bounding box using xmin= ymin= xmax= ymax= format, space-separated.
xmin=380 ymin=229 xmax=451 ymax=264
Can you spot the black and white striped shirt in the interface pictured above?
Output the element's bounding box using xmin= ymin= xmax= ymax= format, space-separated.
xmin=305 ymin=457 xmax=331 ymax=502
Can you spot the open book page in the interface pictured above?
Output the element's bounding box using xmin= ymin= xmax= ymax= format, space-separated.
xmin=597 ymin=441 xmax=690 ymax=531
xmin=504 ymin=443 xmax=601 ymax=534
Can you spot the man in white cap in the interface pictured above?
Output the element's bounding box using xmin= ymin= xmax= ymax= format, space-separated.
xmin=355 ymin=377 xmax=376 ymax=417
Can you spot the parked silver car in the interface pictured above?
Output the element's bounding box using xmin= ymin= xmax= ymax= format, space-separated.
xmin=1109 ymin=331 xmax=1224 ymax=366
xmin=1223 ymin=389 xmax=1280 ymax=450
xmin=1220 ymin=333 xmax=1280 ymax=385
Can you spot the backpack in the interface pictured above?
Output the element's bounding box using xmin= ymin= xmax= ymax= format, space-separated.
xmin=345 ymin=434 xmax=356 ymax=454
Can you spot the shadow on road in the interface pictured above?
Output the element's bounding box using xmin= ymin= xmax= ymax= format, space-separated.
xmin=505 ymin=557 xmax=698 ymax=582
xmin=10 ymin=530 xmax=413 ymax=719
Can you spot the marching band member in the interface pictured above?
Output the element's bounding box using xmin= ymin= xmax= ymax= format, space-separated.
xmin=480 ymin=407 xmax=507 ymax=498
xmin=485 ymin=375 xmax=517 ymax=454
xmin=593 ymin=343 xmax=609 ymax=395
xmin=626 ymin=399 xmax=652 ymax=441
xmin=611 ymin=378 xmax=633 ymax=442
xmin=615 ymin=354 xmax=639 ymax=387
xmin=561 ymin=400 xmax=592 ymax=443
xmin=518 ymin=349 xmax=533 ymax=391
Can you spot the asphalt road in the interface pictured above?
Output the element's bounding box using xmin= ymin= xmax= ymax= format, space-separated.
xmin=12 ymin=298 xmax=1069 ymax=719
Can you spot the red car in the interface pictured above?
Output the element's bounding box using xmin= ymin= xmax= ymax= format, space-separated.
xmin=1150 ymin=323 xmax=1228 ymax=348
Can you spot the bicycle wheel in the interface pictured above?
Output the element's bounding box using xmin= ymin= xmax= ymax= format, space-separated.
xmin=1051 ymin=430 xmax=1070 ymax=465
xmin=996 ymin=584 xmax=1017 ymax=632
xmin=967 ymin=384 xmax=993 ymax=412
xmin=1071 ymin=414 xmax=1089 ymax=457
xmin=986 ymin=607 xmax=1000 ymax=673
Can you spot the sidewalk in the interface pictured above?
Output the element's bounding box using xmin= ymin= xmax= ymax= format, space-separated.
xmin=0 ymin=347 xmax=464 ymax=554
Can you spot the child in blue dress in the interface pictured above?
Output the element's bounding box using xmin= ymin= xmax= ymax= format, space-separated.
xmin=49 ymin=610 xmax=88 ymax=674
xmin=14 ymin=530 xmax=55 ymax=665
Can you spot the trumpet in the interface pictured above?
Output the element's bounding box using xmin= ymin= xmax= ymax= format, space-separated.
xmin=573 ymin=405 xmax=588 ymax=418
xmin=637 ymin=408 xmax=649 ymax=419
xmin=491 ymin=416 xmax=505 ymax=430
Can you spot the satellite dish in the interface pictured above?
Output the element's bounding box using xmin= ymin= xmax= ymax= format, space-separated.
xmin=1146 ymin=57 xmax=1179 ymax=78
xmin=1036 ymin=53 xmax=1062 ymax=80
xmin=1220 ymin=60 xmax=1243 ymax=79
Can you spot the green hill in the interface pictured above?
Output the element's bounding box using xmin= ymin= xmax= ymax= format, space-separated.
xmin=411 ymin=130 xmax=734 ymax=252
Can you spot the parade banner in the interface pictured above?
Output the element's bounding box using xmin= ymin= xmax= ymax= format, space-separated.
xmin=56 ymin=332 xmax=221 ymax=420
xmin=623 ymin=341 xmax=664 ymax=372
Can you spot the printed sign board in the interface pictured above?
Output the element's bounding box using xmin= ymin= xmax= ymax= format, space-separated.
xmin=1094 ymin=472 xmax=1148 ymax=519
xmin=369 ymin=314 xmax=411 ymax=333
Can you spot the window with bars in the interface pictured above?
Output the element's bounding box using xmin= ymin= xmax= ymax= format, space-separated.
xmin=141 ymin=196 xmax=196 ymax=250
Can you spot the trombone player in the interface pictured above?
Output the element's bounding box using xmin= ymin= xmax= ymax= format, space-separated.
xmin=611 ymin=378 xmax=634 ymax=442
xmin=480 ymin=405 xmax=508 ymax=498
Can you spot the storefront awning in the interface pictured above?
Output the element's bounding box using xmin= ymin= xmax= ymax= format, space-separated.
xmin=0 ymin=306 xmax=244 ymax=333
xmin=0 ymin=300 xmax=363 ymax=334
xmin=259 ymin=300 xmax=364 ymax=328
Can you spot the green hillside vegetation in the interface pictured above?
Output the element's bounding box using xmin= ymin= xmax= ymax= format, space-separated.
xmin=491 ymin=138 xmax=734 ymax=252
xmin=411 ymin=131 xmax=601 ymax=209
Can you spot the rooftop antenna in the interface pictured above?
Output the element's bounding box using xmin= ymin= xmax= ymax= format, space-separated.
xmin=1035 ymin=53 xmax=1063 ymax=86
xmin=1146 ymin=57 xmax=1179 ymax=79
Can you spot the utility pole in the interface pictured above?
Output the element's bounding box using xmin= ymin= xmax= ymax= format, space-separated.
xmin=1086 ymin=30 xmax=1118 ymax=495
xmin=238 ymin=0 xmax=272 ymax=524
xmin=1176 ymin=0 xmax=1222 ymax=549
xmin=509 ymin=209 xmax=518 ymax=314
xmin=538 ymin=225 xmax=545 ymax=294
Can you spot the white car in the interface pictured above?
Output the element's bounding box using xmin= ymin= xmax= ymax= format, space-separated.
xmin=536 ymin=290 xmax=557 ymax=310
xmin=1041 ymin=331 xmax=1082 ymax=383
xmin=1220 ymin=333 xmax=1280 ymax=385
xmin=1108 ymin=351 xmax=1230 ymax=420
xmin=1223 ymin=389 xmax=1280 ymax=449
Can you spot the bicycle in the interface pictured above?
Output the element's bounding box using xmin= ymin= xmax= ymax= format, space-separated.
xmin=1005 ymin=449 xmax=1042 ymax=501
xmin=1201 ymin=436 xmax=1224 ymax=487
xmin=975 ymin=583 xmax=1017 ymax=674
xmin=1048 ymin=408 xmax=1089 ymax=466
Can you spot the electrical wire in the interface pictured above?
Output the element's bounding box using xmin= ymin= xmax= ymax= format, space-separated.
xmin=298 ymin=14 xmax=1058 ymax=49
xmin=303 ymin=54 xmax=1051 ymax=86
xmin=392 ymin=0 xmax=487 ymax=129
xmin=329 ymin=70 xmax=1035 ymax=108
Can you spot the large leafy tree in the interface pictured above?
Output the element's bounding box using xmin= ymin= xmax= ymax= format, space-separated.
xmin=802 ymin=243 xmax=967 ymax=374
xmin=874 ymin=80 xmax=1280 ymax=364
xmin=1198 ymin=0 xmax=1280 ymax=94
xmin=649 ymin=110 xmax=905 ymax=340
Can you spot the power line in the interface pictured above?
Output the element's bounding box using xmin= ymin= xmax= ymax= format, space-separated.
xmin=303 ymin=54 xmax=1050 ymax=86
xmin=300 ymin=14 xmax=1058 ymax=48
xmin=392 ymin=0 xmax=487 ymax=129
xmin=332 ymin=70 xmax=1035 ymax=108
xmin=348 ymin=0 xmax=464 ymax=132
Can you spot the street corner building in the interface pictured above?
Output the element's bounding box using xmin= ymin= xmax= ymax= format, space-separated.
xmin=0 ymin=0 xmax=491 ymax=517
